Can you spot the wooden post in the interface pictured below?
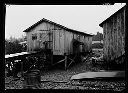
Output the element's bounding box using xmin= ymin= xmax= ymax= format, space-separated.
xmin=51 ymin=51 xmax=53 ymax=66
xmin=21 ymin=61 xmax=23 ymax=77
xmin=64 ymin=53 xmax=67 ymax=70
xmin=21 ymin=57 xmax=24 ymax=77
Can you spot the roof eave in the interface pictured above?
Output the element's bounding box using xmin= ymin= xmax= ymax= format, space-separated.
xmin=23 ymin=18 xmax=93 ymax=36
xmin=99 ymin=5 xmax=126 ymax=28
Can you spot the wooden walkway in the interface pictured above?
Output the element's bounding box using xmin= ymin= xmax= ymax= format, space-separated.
xmin=5 ymin=52 xmax=30 ymax=59
xmin=71 ymin=71 xmax=125 ymax=80
xmin=5 ymin=51 xmax=37 ymax=59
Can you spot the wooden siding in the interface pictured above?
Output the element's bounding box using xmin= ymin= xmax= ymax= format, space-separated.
xmin=26 ymin=21 xmax=92 ymax=56
xmin=83 ymin=36 xmax=91 ymax=52
xmin=53 ymin=29 xmax=65 ymax=55
xmin=102 ymin=7 xmax=125 ymax=62
xmin=88 ymin=37 xmax=92 ymax=51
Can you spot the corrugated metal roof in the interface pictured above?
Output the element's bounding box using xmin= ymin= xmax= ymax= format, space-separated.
xmin=99 ymin=5 xmax=126 ymax=27
xmin=23 ymin=18 xmax=93 ymax=36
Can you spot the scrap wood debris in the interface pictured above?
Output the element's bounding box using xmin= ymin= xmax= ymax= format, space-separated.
xmin=5 ymin=49 xmax=125 ymax=91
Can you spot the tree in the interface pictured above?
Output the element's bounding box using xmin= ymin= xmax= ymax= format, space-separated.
xmin=5 ymin=38 xmax=26 ymax=54
xmin=92 ymin=32 xmax=103 ymax=41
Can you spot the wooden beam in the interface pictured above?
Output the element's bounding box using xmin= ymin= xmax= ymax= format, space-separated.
xmin=51 ymin=53 xmax=53 ymax=65
xmin=21 ymin=61 xmax=23 ymax=77
xmin=68 ymin=57 xmax=75 ymax=62
xmin=64 ymin=54 xmax=67 ymax=70
xmin=67 ymin=54 xmax=77 ymax=68
xmin=67 ymin=60 xmax=73 ymax=69
xmin=52 ymin=58 xmax=65 ymax=66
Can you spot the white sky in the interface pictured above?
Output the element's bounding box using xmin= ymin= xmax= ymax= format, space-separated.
xmin=5 ymin=3 xmax=126 ymax=39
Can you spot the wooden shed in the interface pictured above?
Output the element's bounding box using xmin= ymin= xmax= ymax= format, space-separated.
xmin=23 ymin=18 xmax=93 ymax=69
xmin=99 ymin=5 xmax=126 ymax=63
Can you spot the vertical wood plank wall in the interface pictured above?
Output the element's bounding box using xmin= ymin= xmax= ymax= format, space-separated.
xmin=103 ymin=8 xmax=125 ymax=62
xmin=26 ymin=21 xmax=92 ymax=56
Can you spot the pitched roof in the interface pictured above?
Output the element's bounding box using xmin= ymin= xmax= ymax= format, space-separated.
xmin=99 ymin=5 xmax=126 ymax=27
xmin=23 ymin=18 xmax=93 ymax=36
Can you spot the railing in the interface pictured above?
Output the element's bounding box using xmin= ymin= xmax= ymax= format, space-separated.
xmin=5 ymin=51 xmax=39 ymax=77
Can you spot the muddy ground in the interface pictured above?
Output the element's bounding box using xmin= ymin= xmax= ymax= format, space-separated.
xmin=5 ymin=48 xmax=125 ymax=91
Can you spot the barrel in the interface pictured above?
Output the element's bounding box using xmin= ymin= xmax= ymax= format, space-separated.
xmin=23 ymin=69 xmax=41 ymax=89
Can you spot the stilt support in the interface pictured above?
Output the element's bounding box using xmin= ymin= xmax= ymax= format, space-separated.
xmin=64 ymin=53 xmax=67 ymax=70
xmin=21 ymin=61 xmax=23 ymax=77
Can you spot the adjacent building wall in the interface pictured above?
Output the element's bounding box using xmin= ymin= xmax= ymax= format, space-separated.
xmin=101 ymin=6 xmax=125 ymax=62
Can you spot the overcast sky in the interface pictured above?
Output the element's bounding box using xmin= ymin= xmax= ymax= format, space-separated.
xmin=5 ymin=3 xmax=126 ymax=39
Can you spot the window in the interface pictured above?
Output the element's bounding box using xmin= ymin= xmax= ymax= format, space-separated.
xmin=32 ymin=34 xmax=37 ymax=40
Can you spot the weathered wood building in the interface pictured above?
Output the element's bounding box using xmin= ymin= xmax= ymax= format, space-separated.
xmin=99 ymin=5 xmax=126 ymax=63
xmin=23 ymin=18 xmax=93 ymax=69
